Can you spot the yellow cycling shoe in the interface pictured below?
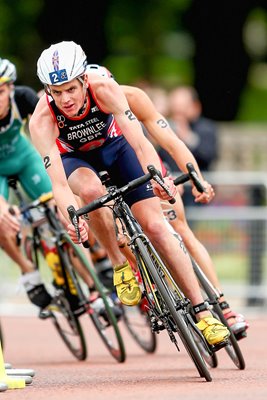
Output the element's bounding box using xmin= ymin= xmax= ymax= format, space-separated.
xmin=196 ymin=317 xmax=230 ymax=346
xmin=113 ymin=261 xmax=142 ymax=306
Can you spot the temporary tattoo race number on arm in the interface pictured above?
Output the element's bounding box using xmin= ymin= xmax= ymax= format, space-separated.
xmin=157 ymin=118 xmax=168 ymax=129
xmin=125 ymin=109 xmax=137 ymax=121
xmin=43 ymin=155 xmax=51 ymax=169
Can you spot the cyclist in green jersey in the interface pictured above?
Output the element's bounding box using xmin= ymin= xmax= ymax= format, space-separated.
xmin=0 ymin=58 xmax=52 ymax=308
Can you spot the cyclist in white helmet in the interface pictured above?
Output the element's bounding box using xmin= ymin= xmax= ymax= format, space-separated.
xmin=85 ymin=63 xmax=249 ymax=339
xmin=30 ymin=41 xmax=230 ymax=346
xmin=0 ymin=57 xmax=53 ymax=308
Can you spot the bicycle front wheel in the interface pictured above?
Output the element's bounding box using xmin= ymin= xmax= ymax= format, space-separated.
xmin=135 ymin=238 xmax=212 ymax=382
xmin=62 ymin=234 xmax=126 ymax=363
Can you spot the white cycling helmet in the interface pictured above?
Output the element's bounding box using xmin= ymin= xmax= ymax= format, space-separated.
xmin=86 ymin=64 xmax=114 ymax=79
xmin=37 ymin=41 xmax=87 ymax=86
xmin=0 ymin=58 xmax=17 ymax=85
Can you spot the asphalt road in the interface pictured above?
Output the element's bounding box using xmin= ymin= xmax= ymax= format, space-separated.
xmin=1 ymin=310 xmax=266 ymax=400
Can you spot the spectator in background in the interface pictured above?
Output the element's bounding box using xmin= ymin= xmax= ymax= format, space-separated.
xmin=158 ymin=85 xmax=219 ymax=206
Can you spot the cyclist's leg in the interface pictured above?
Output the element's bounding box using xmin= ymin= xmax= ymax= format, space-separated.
xmin=131 ymin=196 xmax=230 ymax=346
xmin=68 ymin=167 xmax=126 ymax=265
xmin=161 ymin=191 xmax=249 ymax=335
xmin=0 ymin=220 xmax=51 ymax=309
xmin=74 ymin=195 xmax=115 ymax=289
xmin=4 ymin=148 xmax=52 ymax=308
xmin=66 ymin=162 xmax=141 ymax=306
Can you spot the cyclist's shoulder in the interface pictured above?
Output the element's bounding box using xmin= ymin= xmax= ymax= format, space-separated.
xmin=14 ymin=85 xmax=39 ymax=117
xmin=121 ymin=84 xmax=148 ymax=100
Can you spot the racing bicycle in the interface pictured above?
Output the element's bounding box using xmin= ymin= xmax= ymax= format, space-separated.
xmin=8 ymin=176 xmax=126 ymax=363
xmin=67 ymin=163 xmax=227 ymax=382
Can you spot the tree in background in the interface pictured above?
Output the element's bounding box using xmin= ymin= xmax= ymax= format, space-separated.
xmin=1 ymin=0 xmax=267 ymax=120
xmin=184 ymin=0 xmax=266 ymax=121
xmin=0 ymin=0 xmax=43 ymax=88
xmin=37 ymin=0 xmax=109 ymax=67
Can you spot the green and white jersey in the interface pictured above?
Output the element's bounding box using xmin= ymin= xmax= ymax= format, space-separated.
xmin=0 ymin=86 xmax=52 ymax=199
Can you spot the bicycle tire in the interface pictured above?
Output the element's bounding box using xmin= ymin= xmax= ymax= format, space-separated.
xmin=62 ymin=234 xmax=126 ymax=363
xmin=135 ymin=237 xmax=212 ymax=382
xmin=121 ymin=303 xmax=157 ymax=353
xmin=191 ymin=257 xmax=246 ymax=370
xmin=24 ymin=235 xmax=87 ymax=361
xmin=49 ymin=294 xmax=87 ymax=361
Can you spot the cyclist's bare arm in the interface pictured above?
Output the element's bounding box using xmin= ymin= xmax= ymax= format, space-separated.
xmin=29 ymin=97 xmax=88 ymax=241
xmin=121 ymin=85 xmax=214 ymax=203
xmin=87 ymin=77 xmax=176 ymax=201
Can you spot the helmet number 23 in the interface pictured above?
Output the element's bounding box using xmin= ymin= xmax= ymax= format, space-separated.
xmin=49 ymin=69 xmax=68 ymax=84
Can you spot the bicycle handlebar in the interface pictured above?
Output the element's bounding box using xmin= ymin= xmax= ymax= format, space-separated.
xmin=67 ymin=163 xmax=204 ymax=246
xmin=173 ymin=163 xmax=206 ymax=193
xmin=20 ymin=192 xmax=54 ymax=214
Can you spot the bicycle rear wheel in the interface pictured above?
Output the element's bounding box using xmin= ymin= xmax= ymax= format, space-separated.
xmin=62 ymin=235 xmax=126 ymax=363
xmin=135 ymin=238 xmax=212 ymax=382
xmin=121 ymin=302 xmax=157 ymax=353
xmin=191 ymin=257 xmax=245 ymax=370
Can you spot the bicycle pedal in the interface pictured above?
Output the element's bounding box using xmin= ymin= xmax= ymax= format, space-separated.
xmin=210 ymin=339 xmax=229 ymax=352
xmin=235 ymin=330 xmax=247 ymax=341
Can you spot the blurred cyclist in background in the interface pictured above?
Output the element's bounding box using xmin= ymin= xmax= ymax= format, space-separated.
xmin=0 ymin=58 xmax=52 ymax=308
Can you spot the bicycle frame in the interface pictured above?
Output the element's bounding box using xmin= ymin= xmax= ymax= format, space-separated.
xmin=114 ymin=199 xmax=186 ymax=309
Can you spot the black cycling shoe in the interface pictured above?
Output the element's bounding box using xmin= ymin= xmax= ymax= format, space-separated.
xmin=95 ymin=259 xmax=114 ymax=291
xmin=26 ymin=284 xmax=52 ymax=309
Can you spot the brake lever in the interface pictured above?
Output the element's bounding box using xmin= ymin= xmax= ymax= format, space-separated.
xmin=186 ymin=163 xmax=206 ymax=194
xmin=67 ymin=205 xmax=90 ymax=248
xmin=147 ymin=165 xmax=176 ymax=204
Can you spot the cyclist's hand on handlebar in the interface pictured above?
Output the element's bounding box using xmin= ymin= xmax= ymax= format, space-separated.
xmin=192 ymin=181 xmax=215 ymax=204
xmin=152 ymin=176 xmax=177 ymax=201
xmin=67 ymin=218 xmax=89 ymax=244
